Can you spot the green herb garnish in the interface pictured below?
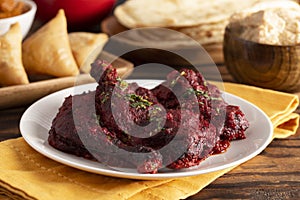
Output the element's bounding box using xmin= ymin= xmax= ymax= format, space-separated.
xmin=116 ymin=77 xmax=128 ymax=90
xmin=183 ymin=88 xmax=222 ymax=101
xmin=100 ymin=92 xmax=110 ymax=104
xmin=170 ymin=71 xmax=186 ymax=87
xmin=126 ymin=94 xmax=153 ymax=109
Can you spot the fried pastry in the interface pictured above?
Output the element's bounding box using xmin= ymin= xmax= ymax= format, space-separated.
xmin=0 ymin=23 xmax=29 ymax=86
xmin=68 ymin=32 xmax=108 ymax=73
xmin=22 ymin=9 xmax=79 ymax=77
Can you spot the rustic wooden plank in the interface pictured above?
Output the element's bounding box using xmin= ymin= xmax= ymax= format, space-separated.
xmin=188 ymin=136 xmax=300 ymax=199
xmin=0 ymin=107 xmax=26 ymax=141
xmin=0 ymin=52 xmax=133 ymax=110
xmin=188 ymin=185 xmax=300 ymax=199
xmin=0 ymin=194 xmax=13 ymax=200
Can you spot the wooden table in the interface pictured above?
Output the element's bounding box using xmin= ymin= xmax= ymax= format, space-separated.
xmin=0 ymin=64 xmax=299 ymax=199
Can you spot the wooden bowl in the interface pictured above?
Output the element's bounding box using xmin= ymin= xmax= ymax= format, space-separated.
xmin=223 ymin=27 xmax=300 ymax=92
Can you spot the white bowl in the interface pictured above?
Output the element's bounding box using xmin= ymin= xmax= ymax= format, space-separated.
xmin=0 ymin=0 xmax=37 ymax=39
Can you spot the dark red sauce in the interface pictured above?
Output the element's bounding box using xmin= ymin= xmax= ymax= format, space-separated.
xmin=48 ymin=60 xmax=249 ymax=173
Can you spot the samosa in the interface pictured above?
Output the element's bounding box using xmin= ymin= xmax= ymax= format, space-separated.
xmin=0 ymin=23 xmax=29 ymax=86
xmin=22 ymin=9 xmax=79 ymax=77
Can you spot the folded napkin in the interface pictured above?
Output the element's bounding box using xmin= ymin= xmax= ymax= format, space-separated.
xmin=0 ymin=83 xmax=299 ymax=200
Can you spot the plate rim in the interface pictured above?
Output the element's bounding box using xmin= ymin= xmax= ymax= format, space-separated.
xmin=19 ymin=80 xmax=273 ymax=180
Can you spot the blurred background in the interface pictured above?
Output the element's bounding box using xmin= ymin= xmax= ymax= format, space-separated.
xmin=33 ymin=0 xmax=126 ymax=32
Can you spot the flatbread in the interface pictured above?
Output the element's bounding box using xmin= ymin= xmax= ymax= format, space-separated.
xmin=174 ymin=20 xmax=229 ymax=45
xmin=0 ymin=23 xmax=29 ymax=86
xmin=114 ymin=0 xmax=259 ymax=28
xmin=22 ymin=9 xmax=79 ymax=77
xmin=68 ymin=32 xmax=108 ymax=73
xmin=114 ymin=0 xmax=296 ymax=45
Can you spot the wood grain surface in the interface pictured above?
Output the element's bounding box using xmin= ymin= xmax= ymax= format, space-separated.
xmin=0 ymin=99 xmax=299 ymax=200
xmin=0 ymin=51 xmax=133 ymax=110
xmin=188 ymin=123 xmax=300 ymax=200
xmin=0 ymin=65 xmax=299 ymax=200
xmin=101 ymin=16 xmax=224 ymax=64
xmin=0 ymin=15 xmax=300 ymax=200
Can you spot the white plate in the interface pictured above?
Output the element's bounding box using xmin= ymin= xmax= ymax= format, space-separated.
xmin=20 ymin=80 xmax=273 ymax=180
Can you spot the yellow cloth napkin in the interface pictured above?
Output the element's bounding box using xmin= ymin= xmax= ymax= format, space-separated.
xmin=0 ymin=83 xmax=299 ymax=200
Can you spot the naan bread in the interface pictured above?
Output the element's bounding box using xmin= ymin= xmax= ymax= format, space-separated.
xmin=174 ymin=20 xmax=228 ymax=45
xmin=114 ymin=0 xmax=296 ymax=45
xmin=0 ymin=23 xmax=29 ymax=86
xmin=114 ymin=0 xmax=259 ymax=28
xmin=68 ymin=32 xmax=108 ymax=73
xmin=22 ymin=9 xmax=79 ymax=77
